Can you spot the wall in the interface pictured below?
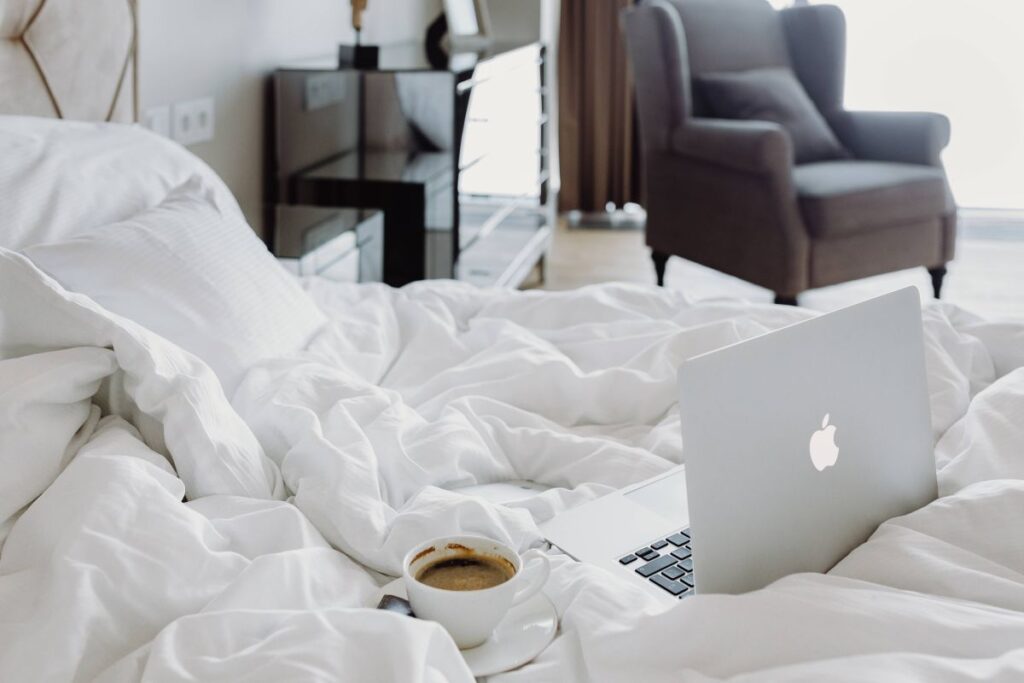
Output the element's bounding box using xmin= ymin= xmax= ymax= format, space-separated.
xmin=138 ymin=0 xmax=441 ymax=235
xmin=487 ymin=0 xmax=541 ymax=41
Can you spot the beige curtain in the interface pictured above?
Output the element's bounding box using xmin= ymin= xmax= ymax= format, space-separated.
xmin=558 ymin=0 xmax=639 ymax=212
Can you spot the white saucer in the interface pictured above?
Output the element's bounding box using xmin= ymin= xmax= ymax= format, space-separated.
xmin=378 ymin=578 xmax=558 ymax=677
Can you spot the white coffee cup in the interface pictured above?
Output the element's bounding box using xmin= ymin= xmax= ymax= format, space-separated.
xmin=403 ymin=535 xmax=551 ymax=649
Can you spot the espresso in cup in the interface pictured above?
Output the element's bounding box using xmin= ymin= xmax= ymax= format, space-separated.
xmin=403 ymin=536 xmax=551 ymax=649
xmin=416 ymin=553 xmax=515 ymax=591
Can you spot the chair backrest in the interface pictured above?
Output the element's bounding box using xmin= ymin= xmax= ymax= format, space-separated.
xmin=622 ymin=0 xmax=691 ymax=151
xmin=780 ymin=3 xmax=846 ymax=115
xmin=670 ymin=0 xmax=792 ymax=79
xmin=624 ymin=0 xmax=845 ymax=151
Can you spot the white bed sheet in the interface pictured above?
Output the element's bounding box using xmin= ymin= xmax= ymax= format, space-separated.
xmin=3 ymin=252 xmax=1024 ymax=681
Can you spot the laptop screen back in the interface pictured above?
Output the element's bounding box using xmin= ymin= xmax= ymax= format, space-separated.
xmin=677 ymin=288 xmax=936 ymax=594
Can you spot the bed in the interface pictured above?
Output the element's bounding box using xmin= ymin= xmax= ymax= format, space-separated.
xmin=5 ymin=5 xmax=1024 ymax=682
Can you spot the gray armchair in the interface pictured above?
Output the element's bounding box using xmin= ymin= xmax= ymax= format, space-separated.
xmin=622 ymin=0 xmax=956 ymax=304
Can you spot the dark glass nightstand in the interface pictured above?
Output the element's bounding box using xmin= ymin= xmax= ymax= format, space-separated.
xmin=267 ymin=40 xmax=555 ymax=288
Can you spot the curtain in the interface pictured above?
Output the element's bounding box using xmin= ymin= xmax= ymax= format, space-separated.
xmin=557 ymin=0 xmax=639 ymax=212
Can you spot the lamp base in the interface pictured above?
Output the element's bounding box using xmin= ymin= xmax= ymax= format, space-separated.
xmin=338 ymin=44 xmax=379 ymax=69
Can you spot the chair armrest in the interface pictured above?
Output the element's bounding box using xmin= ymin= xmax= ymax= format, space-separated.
xmin=827 ymin=110 xmax=951 ymax=167
xmin=671 ymin=118 xmax=793 ymax=177
xmin=645 ymin=144 xmax=809 ymax=296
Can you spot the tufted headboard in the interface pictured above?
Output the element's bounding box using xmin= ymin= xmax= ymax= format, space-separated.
xmin=0 ymin=0 xmax=137 ymax=122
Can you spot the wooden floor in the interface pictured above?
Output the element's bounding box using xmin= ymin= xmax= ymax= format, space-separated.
xmin=529 ymin=216 xmax=1024 ymax=321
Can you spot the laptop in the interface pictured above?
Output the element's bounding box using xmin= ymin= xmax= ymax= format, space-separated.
xmin=538 ymin=288 xmax=937 ymax=605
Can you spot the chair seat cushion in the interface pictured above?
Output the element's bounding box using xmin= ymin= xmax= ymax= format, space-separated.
xmin=795 ymin=160 xmax=949 ymax=238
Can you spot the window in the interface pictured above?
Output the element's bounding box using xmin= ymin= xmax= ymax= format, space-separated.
xmin=808 ymin=0 xmax=1024 ymax=210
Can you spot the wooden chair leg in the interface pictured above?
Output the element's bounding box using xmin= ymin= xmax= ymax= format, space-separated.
xmin=652 ymin=251 xmax=669 ymax=287
xmin=928 ymin=265 xmax=947 ymax=299
xmin=774 ymin=294 xmax=799 ymax=306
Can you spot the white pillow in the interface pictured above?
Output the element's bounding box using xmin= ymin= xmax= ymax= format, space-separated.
xmin=24 ymin=180 xmax=326 ymax=394
xmin=0 ymin=115 xmax=242 ymax=250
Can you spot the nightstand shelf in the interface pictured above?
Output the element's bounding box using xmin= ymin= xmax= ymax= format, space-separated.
xmin=458 ymin=207 xmax=550 ymax=288
xmin=273 ymin=205 xmax=383 ymax=282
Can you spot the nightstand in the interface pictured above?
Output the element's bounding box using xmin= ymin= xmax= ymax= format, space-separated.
xmin=268 ymin=40 xmax=555 ymax=288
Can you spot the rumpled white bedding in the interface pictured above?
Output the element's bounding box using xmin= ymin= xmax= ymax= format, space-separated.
xmin=3 ymin=248 xmax=1024 ymax=681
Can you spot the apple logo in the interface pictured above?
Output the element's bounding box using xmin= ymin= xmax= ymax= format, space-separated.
xmin=809 ymin=413 xmax=839 ymax=471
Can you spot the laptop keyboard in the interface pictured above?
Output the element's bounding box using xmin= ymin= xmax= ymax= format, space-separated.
xmin=618 ymin=528 xmax=694 ymax=599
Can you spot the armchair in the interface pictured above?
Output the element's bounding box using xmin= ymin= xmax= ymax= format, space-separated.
xmin=622 ymin=0 xmax=956 ymax=303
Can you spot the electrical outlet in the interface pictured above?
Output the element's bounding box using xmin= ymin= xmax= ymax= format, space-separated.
xmin=172 ymin=97 xmax=215 ymax=146
xmin=143 ymin=105 xmax=171 ymax=137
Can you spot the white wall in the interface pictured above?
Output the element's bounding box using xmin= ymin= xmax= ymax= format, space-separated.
xmin=486 ymin=0 xmax=541 ymax=42
xmin=138 ymin=0 xmax=442 ymax=234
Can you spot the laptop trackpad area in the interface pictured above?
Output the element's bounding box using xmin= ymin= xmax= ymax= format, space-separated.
xmin=624 ymin=469 xmax=689 ymax=521
xmin=541 ymin=469 xmax=689 ymax=564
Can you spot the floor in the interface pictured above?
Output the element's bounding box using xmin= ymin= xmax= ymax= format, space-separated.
xmin=529 ymin=214 xmax=1024 ymax=321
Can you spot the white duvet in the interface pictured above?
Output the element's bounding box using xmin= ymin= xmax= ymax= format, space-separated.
xmin=3 ymin=248 xmax=1024 ymax=681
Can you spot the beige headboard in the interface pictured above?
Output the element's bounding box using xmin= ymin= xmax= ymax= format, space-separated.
xmin=0 ymin=0 xmax=137 ymax=122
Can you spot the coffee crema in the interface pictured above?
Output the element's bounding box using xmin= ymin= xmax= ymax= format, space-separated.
xmin=416 ymin=555 xmax=514 ymax=591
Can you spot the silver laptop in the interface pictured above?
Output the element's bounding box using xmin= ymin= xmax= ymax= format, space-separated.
xmin=540 ymin=288 xmax=937 ymax=605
